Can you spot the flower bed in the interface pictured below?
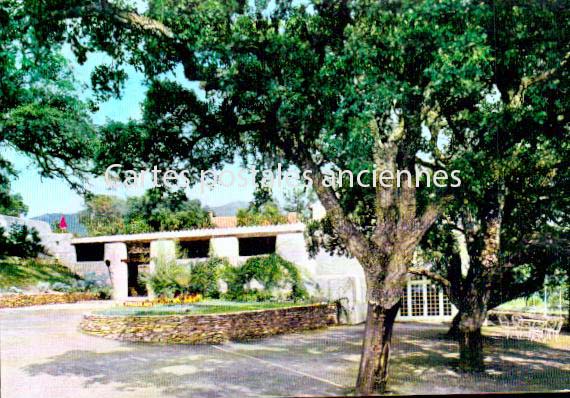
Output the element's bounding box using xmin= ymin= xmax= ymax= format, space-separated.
xmin=0 ymin=292 xmax=104 ymax=308
xmin=80 ymin=303 xmax=338 ymax=344
xmin=122 ymin=294 xmax=203 ymax=307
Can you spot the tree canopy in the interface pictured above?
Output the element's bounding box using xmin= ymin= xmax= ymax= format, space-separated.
xmin=0 ymin=0 xmax=96 ymax=193
xmin=5 ymin=0 xmax=569 ymax=393
xmin=80 ymin=190 xmax=212 ymax=236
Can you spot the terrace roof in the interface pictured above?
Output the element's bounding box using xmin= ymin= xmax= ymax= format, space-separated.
xmin=71 ymin=223 xmax=305 ymax=245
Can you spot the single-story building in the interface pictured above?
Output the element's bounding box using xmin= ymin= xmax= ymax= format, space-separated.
xmin=1 ymin=213 xmax=457 ymax=324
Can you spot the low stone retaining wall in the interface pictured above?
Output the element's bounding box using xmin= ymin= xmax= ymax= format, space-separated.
xmin=0 ymin=292 xmax=103 ymax=308
xmin=80 ymin=303 xmax=338 ymax=344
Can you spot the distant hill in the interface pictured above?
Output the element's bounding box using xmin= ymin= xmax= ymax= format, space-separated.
xmin=205 ymin=201 xmax=249 ymax=216
xmin=32 ymin=201 xmax=249 ymax=235
xmin=32 ymin=213 xmax=87 ymax=236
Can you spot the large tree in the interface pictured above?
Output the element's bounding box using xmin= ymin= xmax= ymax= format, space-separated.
xmin=410 ymin=0 xmax=569 ymax=371
xmin=0 ymin=0 xmax=95 ymax=196
xmin=16 ymin=0 xmax=568 ymax=393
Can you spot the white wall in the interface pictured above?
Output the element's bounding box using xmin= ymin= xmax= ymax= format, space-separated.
xmin=0 ymin=215 xmax=76 ymax=267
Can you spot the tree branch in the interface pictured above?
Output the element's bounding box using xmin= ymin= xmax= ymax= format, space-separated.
xmin=408 ymin=267 xmax=452 ymax=297
xmin=36 ymin=1 xmax=174 ymax=38
xmin=510 ymin=51 xmax=570 ymax=107
xmin=299 ymin=149 xmax=384 ymax=272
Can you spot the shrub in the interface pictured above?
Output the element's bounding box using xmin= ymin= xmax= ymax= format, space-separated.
xmin=141 ymin=257 xmax=193 ymax=298
xmin=189 ymin=257 xmax=229 ymax=298
xmin=51 ymin=282 xmax=72 ymax=292
xmin=142 ymin=256 xmax=229 ymax=299
xmin=31 ymin=272 xmax=111 ymax=298
xmin=222 ymin=254 xmax=308 ymax=302
xmin=36 ymin=281 xmax=51 ymax=293
xmin=0 ymin=225 xmax=44 ymax=258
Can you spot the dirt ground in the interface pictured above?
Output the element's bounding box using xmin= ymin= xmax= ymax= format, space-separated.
xmin=1 ymin=302 xmax=569 ymax=397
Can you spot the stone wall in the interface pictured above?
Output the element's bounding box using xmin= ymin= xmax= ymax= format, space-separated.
xmin=0 ymin=292 xmax=103 ymax=308
xmin=0 ymin=215 xmax=77 ymax=267
xmin=80 ymin=303 xmax=338 ymax=344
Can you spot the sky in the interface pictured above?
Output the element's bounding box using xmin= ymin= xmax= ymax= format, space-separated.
xmin=4 ymin=0 xmax=314 ymax=218
xmin=5 ymin=47 xmax=266 ymax=218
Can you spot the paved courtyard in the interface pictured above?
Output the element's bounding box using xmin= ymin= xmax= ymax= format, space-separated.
xmin=1 ymin=302 xmax=569 ymax=397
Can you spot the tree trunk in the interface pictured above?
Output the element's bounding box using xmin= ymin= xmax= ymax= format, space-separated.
xmin=567 ymin=266 xmax=570 ymax=329
xmin=356 ymin=299 xmax=400 ymax=395
xmin=459 ymin=328 xmax=484 ymax=372
xmin=457 ymin=310 xmax=486 ymax=372
xmin=446 ymin=311 xmax=461 ymax=339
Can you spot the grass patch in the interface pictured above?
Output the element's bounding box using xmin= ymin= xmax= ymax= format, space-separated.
xmin=97 ymin=300 xmax=310 ymax=316
xmin=0 ymin=257 xmax=80 ymax=290
xmin=497 ymin=297 xmax=568 ymax=316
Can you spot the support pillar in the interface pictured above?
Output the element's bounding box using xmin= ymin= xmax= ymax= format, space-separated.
xmin=210 ymin=237 xmax=239 ymax=265
xmin=104 ymin=242 xmax=128 ymax=301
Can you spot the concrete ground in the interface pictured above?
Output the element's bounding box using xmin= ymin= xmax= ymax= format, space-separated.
xmin=1 ymin=302 xmax=569 ymax=397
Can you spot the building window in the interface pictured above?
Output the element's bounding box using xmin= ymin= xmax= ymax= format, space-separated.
xmin=410 ymin=285 xmax=424 ymax=316
xmin=75 ymin=243 xmax=104 ymax=262
xmin=400 ymin=288 xmax=409 ymax=316
xmin=427 ymin=284 xmax=440 ymax=316
xmin=179 ymin=240 xmax=210 ymax=259
xmin=238 ymin=236 xmax=276 ymax=256
xmin=443 ymin=293 xmax=453 ymax=316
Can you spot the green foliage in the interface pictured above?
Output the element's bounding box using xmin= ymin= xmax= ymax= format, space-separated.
xmin=98 ymin=300 xmax=302 ymax=317
xmin=80 ymin=195 xmax=127 ymax=236
xmin=125 ymin=189 xmax=212 ymax=232
xmin=142 ymin=256 xmax=227 ymax=298
xmin=236 ymin=202 xmax=287 ymax=226
xmin=0 ymin=257 xmax=78 ymax=289
xmin=0 ymin=2 xmax=96 ymax=193
xmin=50 ymin=272 xmax=112 ymax=298
xmin=123 ymin=217 xmax=154 ymax=234
xmin=222 ymin=254 xmax=308 ymax=302
xmin=142 ymin=257 xmax=193 ymax=298
xmin=188 ymin=258 xmax=229 ymax=298
xmin=79 ymin=191 xmax=212 ymax=236
xmin=0 ymin=161 xmax=27 ymax=216
xmin=0 ymin=189 xmax=26 ymax=216
xmin=0 ymin=225 xmax=44 ymax=258
xmin=525 ymin=295 xmax=544 ymax=308
xmin=284 ymin=186 xmax=316 ymax=222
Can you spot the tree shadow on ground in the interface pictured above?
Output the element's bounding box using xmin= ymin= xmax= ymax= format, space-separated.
xmin=388 ymin=323 xmax=570 ymax=395
xmin=23 ymin=323 xmax=570 ymax=397
xmin=24 ymin=333 xmax=352 ymax=398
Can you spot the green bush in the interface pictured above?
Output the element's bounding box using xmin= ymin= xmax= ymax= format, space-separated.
xmin=222 ymin=254 xmax=308 ymax=302
xmin=43 ymin=272 xmax=111 ymax=298
xmin=142 ymin=256 xmax=228 ymax=298
xmin=0 ymin=225 xmax=44 ymax=258
xmin=141 ymin=257 xmax=193 ymax=298
xmin=188 ymin=257 xmax=229 ymax=298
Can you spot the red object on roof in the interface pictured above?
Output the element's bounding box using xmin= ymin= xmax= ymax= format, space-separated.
xmin=59 ymin=215 xmax=68 ymax=231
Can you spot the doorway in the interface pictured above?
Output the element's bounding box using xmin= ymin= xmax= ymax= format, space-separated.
xmin=126 ymin=242 xmax=150 ymax=297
